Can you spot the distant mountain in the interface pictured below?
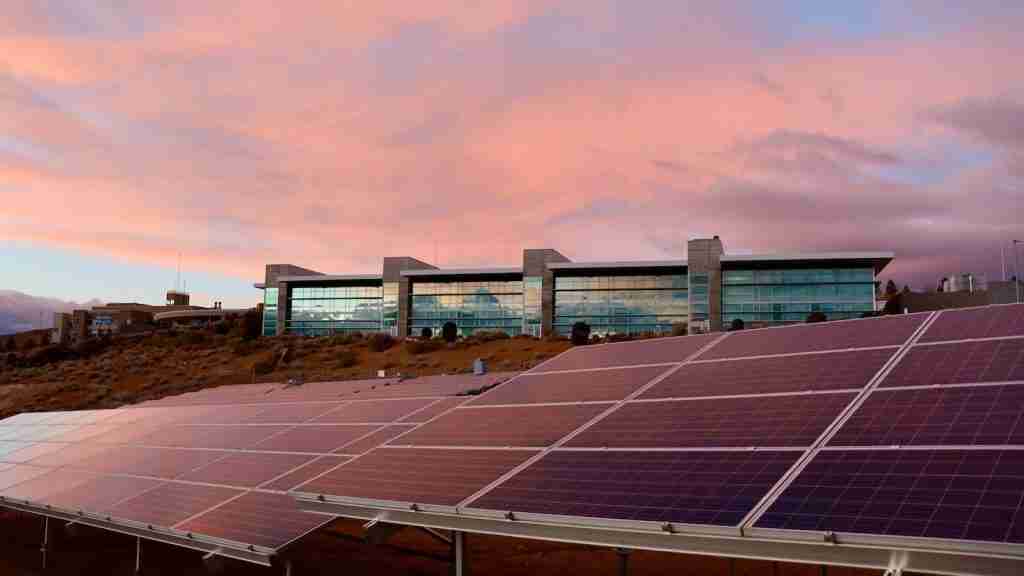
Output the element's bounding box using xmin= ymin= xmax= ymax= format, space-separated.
xmin=0 ymin=290 xmax=104 ymax=335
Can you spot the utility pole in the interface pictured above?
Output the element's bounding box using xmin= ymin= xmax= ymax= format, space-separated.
xmin=1014 ymin=240 xmax=1022 ymax=304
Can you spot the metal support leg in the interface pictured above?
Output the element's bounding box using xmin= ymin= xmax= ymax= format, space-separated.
xmin=451 ymin=531 xmax=468 ymax=576
xmin=616 ymin=548 xmax=631 ymax=576
xmin=729 ymin=557 xmax=736 ymax=576
xmin=821 ymin=565 xmax=828 ymax=576
xmin=40 ymin=516 xmax=49 ymax=570
xmin=135 ymin=536 xmax=142 ymax=574
xmin=283 ymin=558 xmax=292 ymax=576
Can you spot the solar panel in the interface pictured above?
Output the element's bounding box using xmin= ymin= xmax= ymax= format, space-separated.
xmin=106 ymin=482 xmax=243 ymax=527
xmin=392 ymin=404 xmax=611 ymax=448
xmin=252 ymin=424 xmax=382 ymax=454
xmin=339 ymin=425 xmax=416 ymax=454
xmin=74 ymin=446 xmax=228 ymax=479
xmin=175 ymin=491 xmax=332 ymax=549
xmin=296 ymin=447 xmax=538 ymax=506
xmin=920 ymin=304 xmax=1024 ymax=343
xmin=829 ymin=384 xmax=1024 ymax=447
xmin=310 ymin=398 xmax=438 ymax=423
xmin=468 ymin=365 xmax=673 ymax=406
xmin=397 ymin=397 xmax=469 ymax=423
xmin=240 ymin=402 xmax=346 ymax=424
xmin=2 ymin=468 xmax=95 ymax=503
xmin=567 ymin=393 xmax=856 ymax=448
xmin=41 ymin=474 xmax=164 ymax=513
xmin=260 ymin=455 xmax=350 ymax=491
xmin=468 ymin=450 xmax=800 ymax=526
xmin=0 ymin=464 xmax=54 ymax=491
xmin=137 ymin=425 xmax=292 ymax=450
xmin=641 ymin=348 xmax=895 ymax=399
xmin=756 ymin=449 xmax=1024 ymax=543
xmin=532 ymin=333 xmax=721 ymax=372
xmin=880 ymin=339 xmax=1024 ymax=388
xmin=697 ymin=314 xmax=928 ymax=360
xmin=178 ymin=452 xmax=316 ymax=487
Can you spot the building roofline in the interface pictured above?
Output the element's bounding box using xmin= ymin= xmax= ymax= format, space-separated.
xmin=401 ymin=267 xmax=522 ymax=277
xmin=154 ymin=309 xmax=251 ymax=322
xmin=721 ymin=251 xmax=894 ymax=262
xmin=547 ymin=260 xmax=687 ymax=271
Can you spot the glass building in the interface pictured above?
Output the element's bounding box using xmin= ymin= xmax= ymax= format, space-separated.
xmin=551 ymin=271 xmax=688 ymax=336
xmin=409 ymin=278 xmax=524 ymax=337
xmin=256 ymin=239 xmax=892 ymax=337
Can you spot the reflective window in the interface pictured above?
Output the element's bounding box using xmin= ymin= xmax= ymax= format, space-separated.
xmin=553 ymin=273 xmax=688 ymax=337
xmin=285 ymin=284 xmax=383 ymax=336
xmin=410 ymin=279 xmax=525 ymax=337
xmin=721 ymin=267 xmax=875 ymax=328
xmin=262 ymin=287 xmax=279 ymax=336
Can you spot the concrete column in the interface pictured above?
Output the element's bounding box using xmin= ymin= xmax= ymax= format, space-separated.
xmin=686 ymin=237 xmax=725 ymax=332
xmin=523 ymin=249 xmax=571 ymax=337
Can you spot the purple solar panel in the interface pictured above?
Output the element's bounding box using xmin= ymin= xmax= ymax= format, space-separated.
xmin=469 ymin=365 xmax=673 ymax=406
xmin=1 ymin=468 xmax=94 ymax=503
xmin=311 ymin=398 xmax=438 ymax=423
xmin=881 ymin=339 xmax=1024 ymax=388
xmin=253 ymin=425 xmax=381 ymax=454
xmin=176 ymin=492 xmax=332 ymax=549
xmin=920 ymin=305 xmax=1024 ymax=343
xmin=698 ymin=314 xmax=928 ymax=361
xmin=107 ymin=482 xmax=242 ymax=528
xmin=296 ymin=447 xmax=537 ymax=506
xmin=830 ymin=385 xmax=1024 ymax=446
xmin=394 ymin=404 xmax=610 ymax=447
xmin=73 ymin=446 xmax=229 ymax=479
xmin=533 ymin=334 xmax=721 ymax=372
xmin=241 ymin=402 xmax=346 ymax=424
xmin=341 ymin=425 xmax=416 ymax=454
xmin=179 ymin=452 xmax=316 ymax=487
xmin=261 ymin=455 xmax=350 ymax=491
xmin=0 ymin=464 xmax=55 ymax=491
xmin=43 ymin=475 xmax=164 ymax=513
xmin=568 ymin=394 xmax=856 ymax=448
xmin=397 ymin=397 xmax=469 ymax=423
xmin=136 ymin=425 xmax=291 ymax=450
xmin=756 ymin=449 xmax=1024 ymax=543
xmin=469 ymin=450 xmax=799 ymax=526
xmin=642 ymin=349 xmax=894 ymax=400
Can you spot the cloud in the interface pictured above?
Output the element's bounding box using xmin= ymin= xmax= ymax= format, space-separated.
xmin=0 ymin=1 xmax=1021 ymax=293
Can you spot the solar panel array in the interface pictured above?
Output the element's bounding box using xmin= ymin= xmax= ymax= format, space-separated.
xmin=297 ymin=312 xmax=966 ymax=537
xmin=4 ymin=304 xmax=1024 ymax=566
xmin=755 ymin=304 xmax=1024 ymax=546
xmin=0 ymin=372 xmax=514 ymax=560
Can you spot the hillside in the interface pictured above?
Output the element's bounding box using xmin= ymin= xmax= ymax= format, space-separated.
xmin=0 ymin=290 xmax=103 ymax=335
xmin=0 ymin=331 xmax=571 ymax=418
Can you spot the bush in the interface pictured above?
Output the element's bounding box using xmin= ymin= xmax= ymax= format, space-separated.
xmin=178 ymin=331 xmax=209 ymax=346
xmin=671 ymin=323 xmax=688 ymax=337
xmin=236 ymin=309 xmax=262 ymax=341
xmin=605 ymin=332 xmax=633 ymax=343
xmin=441 ymin=322 xmax=458 ymax=344
xmin=336 ymin=349 xmax=359 ymax=368
xmin=570 ymin=322 xmax=591 ymax=346
xmin=729 ymin=318 xmax=745 ymax=331
xmin=252 ymin=352 xmax=278 ymax=375
xmin=406 ymin=339 xmax=443 ymax=355
xmin=806 ymin=312 xmax=828 ymax=323
xmin=21 ymin=338 xmax=38 ymax=352
xmin=368 ymin=332 xmax=395 ymax=352
xmin=420 ymin=327 xmax=433 ymax=339
xmin=472 ymin=330 xmax=510 ymax=342
xmin=72 ymin=338 xmax=108 ymax=359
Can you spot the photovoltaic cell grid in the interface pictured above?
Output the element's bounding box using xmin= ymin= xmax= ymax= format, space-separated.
xmin=756 ymin=449 xmax=1024 ymax=543
xmin=641 ymin=348 xmax=895 ymax=399
xmin=0 ymin=373 xmax=504 ymax=556
xmin=918 ymin=304 xmax=1024 ymax=343
xmin=757 ymin=305 xmax=1024 ymax=546
xmin=697 ymin=313 xmax=929 ymax=360
xmin=568 ymin=393 xmax=857 ymax=449
xmin=468 ymin=364 xmax=674 ymax=405
xmin=532 ymin=333 xmax=722 ymax=372
xmin=469 ymin=450 xmax=801 ymax=525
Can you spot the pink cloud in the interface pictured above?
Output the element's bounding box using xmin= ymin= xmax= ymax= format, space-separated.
xmin=0 ymin=2 xmax=1022 ymax=290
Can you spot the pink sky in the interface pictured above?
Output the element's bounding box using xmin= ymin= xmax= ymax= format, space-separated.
xmin=2 ymin=1 xmax=1023 ymax=297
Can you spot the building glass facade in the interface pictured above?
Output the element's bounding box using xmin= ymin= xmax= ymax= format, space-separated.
xmin=721 ymin=267 xmax=876 ymax=327
xmin=553 ymin=274 xmax=688 ymax=336
xmin=410 ymin=280 xmax=524 ymax=337
xmin=262 ymin=287 xmax=279 ymax=336
xmin=286 ymin=285 xmax=383 ymax=336
xmin=382 ymin=282 xmax=399 ymax=336
xmin=523 ymin=277 xmax=543 ymax=337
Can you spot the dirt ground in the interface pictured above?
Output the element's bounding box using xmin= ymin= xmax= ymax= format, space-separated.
xmin=0 ymin=511 xmax=884 ymax=576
